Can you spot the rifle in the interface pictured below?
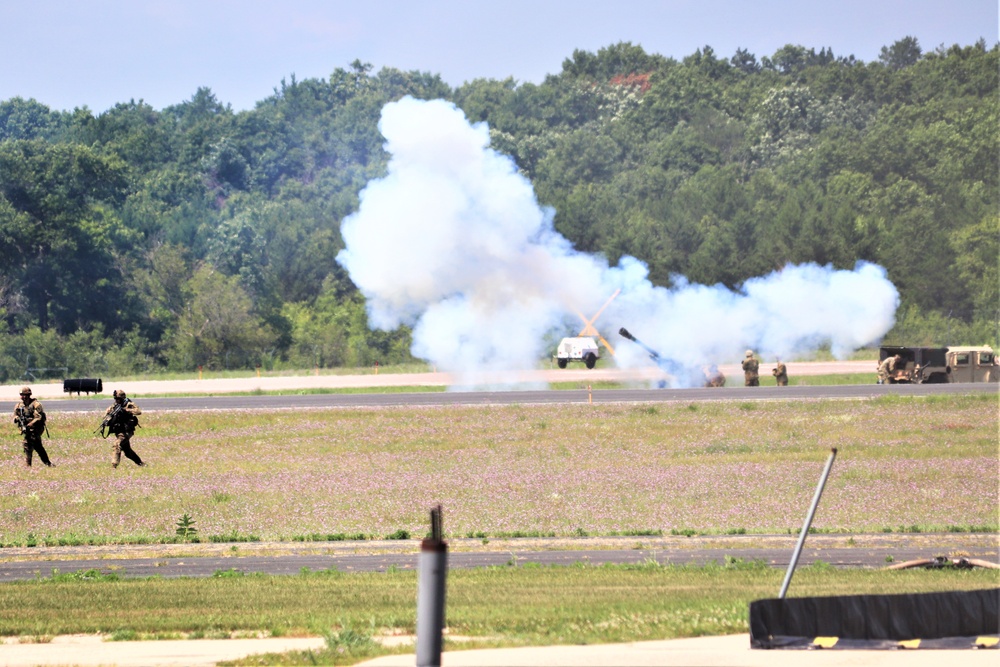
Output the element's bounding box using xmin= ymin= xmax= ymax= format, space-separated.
xmin=95 ymin=400 xmax=128 ymax=439
xmin=14 ymin=405 xmax=48 ymax=438
xmin=14 ymin=407 xmax=30 ymax=435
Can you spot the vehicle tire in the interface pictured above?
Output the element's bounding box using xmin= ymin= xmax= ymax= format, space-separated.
xmin=584 ymin=353 xmax=597 ymax=369
xmin=557 ymin=358 xmax=568 ymax=369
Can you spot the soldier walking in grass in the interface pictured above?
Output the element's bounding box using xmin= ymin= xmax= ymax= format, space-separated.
xmin=101 ymin=389 xmax=145 ymax=468
xmin=742 ymin=350 xmax=760 ymax=387
xmin=12 ymin=386 xmax=53 ymax=468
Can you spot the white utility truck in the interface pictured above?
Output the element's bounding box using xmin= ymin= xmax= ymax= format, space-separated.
xmin=555 ymin=337 xmax=600 ymax=369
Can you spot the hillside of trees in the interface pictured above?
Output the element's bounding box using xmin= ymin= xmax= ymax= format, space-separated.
xmin=0 ymin=38 xmax=996 ymax=381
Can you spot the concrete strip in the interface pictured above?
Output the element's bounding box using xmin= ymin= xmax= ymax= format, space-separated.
xmin=0 ymin=634 xmax=325 ymax=667
xmin=2 ymin=361 xmax=876 ymax=399
xmin=3 ymin=633 xmax=994 ymax=667
xmin=358 ymin=633 xmax=999 ymax=667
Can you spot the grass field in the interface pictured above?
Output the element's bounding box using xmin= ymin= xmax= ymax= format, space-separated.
xmin=0 ymin=563 xmax=995 ymax=665
xmin=0 ymin=393 xmax=995 ymax=545
xmin=0 ymin=388 xmax=996 ymax=665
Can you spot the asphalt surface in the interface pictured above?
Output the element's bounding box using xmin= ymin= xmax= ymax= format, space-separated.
xmin=28 ymin=377 xmax=1000 ymax=413
xmin=1 ymin=533 xmax=996 ymax=581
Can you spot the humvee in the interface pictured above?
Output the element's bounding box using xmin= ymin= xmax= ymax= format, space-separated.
xmin=555 ymin=336 xmax=600 ymax=369
xmin=946 ymin=346 xmax=999 ymax=383
xmin=878 ymin=345 xmax=998 ymax=384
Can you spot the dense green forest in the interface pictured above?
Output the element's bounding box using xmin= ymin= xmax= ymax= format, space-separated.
xmin=0 ymin=38 xmax=996 ymax=380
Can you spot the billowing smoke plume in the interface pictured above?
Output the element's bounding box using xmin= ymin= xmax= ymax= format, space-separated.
xmin=337 ymin=97 xmax=899 ymax=387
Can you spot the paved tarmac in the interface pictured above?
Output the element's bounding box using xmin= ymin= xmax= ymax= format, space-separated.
xmin=358 ymin=634 xmax=1000 ymax=667
xmin=1 ymin=533 xmax=997 ymax=580
xmin=0 ymin=635 xmax=325 ymax=667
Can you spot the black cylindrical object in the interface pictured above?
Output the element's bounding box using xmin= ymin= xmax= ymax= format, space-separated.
xmin=63 ymin=378 xmax=103 ymax=395
xmin=416 ymin=506 xmax=447 ymax=667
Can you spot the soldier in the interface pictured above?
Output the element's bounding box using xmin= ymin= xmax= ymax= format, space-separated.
xmin=742 ymin=350 xmax=760 ymax=387
xmin=772 ymin=359 xmax=788 ymax=386
xmin=12 ymin=387 xmax=53 ymax=467
xmin=703 ymin=364 xmax=726 ymax=387
xmin=877 ymin=354 xmax=902 ymax=384
xmin=104 ymin=389 xmax=145 ymax=468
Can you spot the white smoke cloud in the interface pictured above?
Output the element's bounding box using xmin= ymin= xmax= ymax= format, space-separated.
xmin=337 ymin=97 xmax=899 ymax=387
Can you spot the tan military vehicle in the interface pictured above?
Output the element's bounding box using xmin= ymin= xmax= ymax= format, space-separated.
xmin=945 ymin=346 xmax=999 ymax=383
xmin=878 ymin=345 xmax=998 ymax=384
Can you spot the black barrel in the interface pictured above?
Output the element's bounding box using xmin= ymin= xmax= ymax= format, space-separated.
xmin=63 ymin=378 xmax=103 ymax=395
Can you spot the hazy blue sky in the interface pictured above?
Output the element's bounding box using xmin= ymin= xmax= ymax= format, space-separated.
xmin=4 ymin=0 xmax=996 ymax=113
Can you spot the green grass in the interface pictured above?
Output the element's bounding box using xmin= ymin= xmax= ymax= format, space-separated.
xmin=0 ymin=562 xmax=992 ymax=665
xmin=1 ymin=393 xmax=995 ymax=545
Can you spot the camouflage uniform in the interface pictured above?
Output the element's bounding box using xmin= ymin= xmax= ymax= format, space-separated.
xmin=12 ymin=387 xmax=53 ymax=467
xmin=877 ymin=355 xmax=901 ymax=384
xmin=105 ymin=390 xmax=145 ymax=468
xmin=742 ymin=350 xmax=760 ymax=387
xmin=703 ymin=365 xmax=726 ymax=387
xmin=772 ymin=360 xmax=788 ymax=386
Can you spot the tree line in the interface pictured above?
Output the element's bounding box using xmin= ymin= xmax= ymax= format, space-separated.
xmin=0 ymin=37 xmax=996 ymax=381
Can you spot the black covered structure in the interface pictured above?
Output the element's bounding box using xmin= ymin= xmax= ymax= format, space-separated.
xmin=750 ymin=588 xmax=999 ymax=650
xmin=63 ymin=378 xmax=103 ymax=395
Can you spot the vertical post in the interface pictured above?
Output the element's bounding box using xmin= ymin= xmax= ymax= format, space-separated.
xmin=417 ymin=505 xmax=447 ymax=667
xmin=779 ymin=448 xmax=837 ymax=599
xmin=588 ymin=384 xmax=592 ymax=404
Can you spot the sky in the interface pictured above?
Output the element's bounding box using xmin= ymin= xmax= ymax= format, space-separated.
xmin=3 ymin=0 xmax=996 ymax=114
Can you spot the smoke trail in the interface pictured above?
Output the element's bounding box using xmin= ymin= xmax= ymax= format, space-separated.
xmin=337 ymin=97 xmax=899 ymax=387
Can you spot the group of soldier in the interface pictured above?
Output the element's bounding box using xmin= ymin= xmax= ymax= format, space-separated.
xmin=741 ymin=350 xmax=788 ymax=387
xmin=12 ymin=387 xmax=145 ymax=469
xmin=703 ymin=351 xmax=788 ymax=387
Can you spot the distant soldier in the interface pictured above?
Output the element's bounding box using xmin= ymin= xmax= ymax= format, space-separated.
xmin=102 ymin=390 xmax=145 ymax=468
xmin=703 ymin=364 xmax=726 ymax=387
xmin=877 ymin=354 xmax=903 ymax=384
xmin=12 ymin=387 xmax=53 ymax=467
xmin=742 ymin=350 xmax=760 ymax=387
xmin=772 ymin=359 xmax=788 ymax=386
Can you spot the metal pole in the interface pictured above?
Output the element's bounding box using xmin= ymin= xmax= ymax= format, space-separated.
xmin=416 ymin=505 xmax=447 ymax=667
xmin=779 ymin=448 xmax=837 ymax=599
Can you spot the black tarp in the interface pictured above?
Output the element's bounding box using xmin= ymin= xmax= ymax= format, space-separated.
xmin=750 ymin=588 xmax=999 ymax=649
